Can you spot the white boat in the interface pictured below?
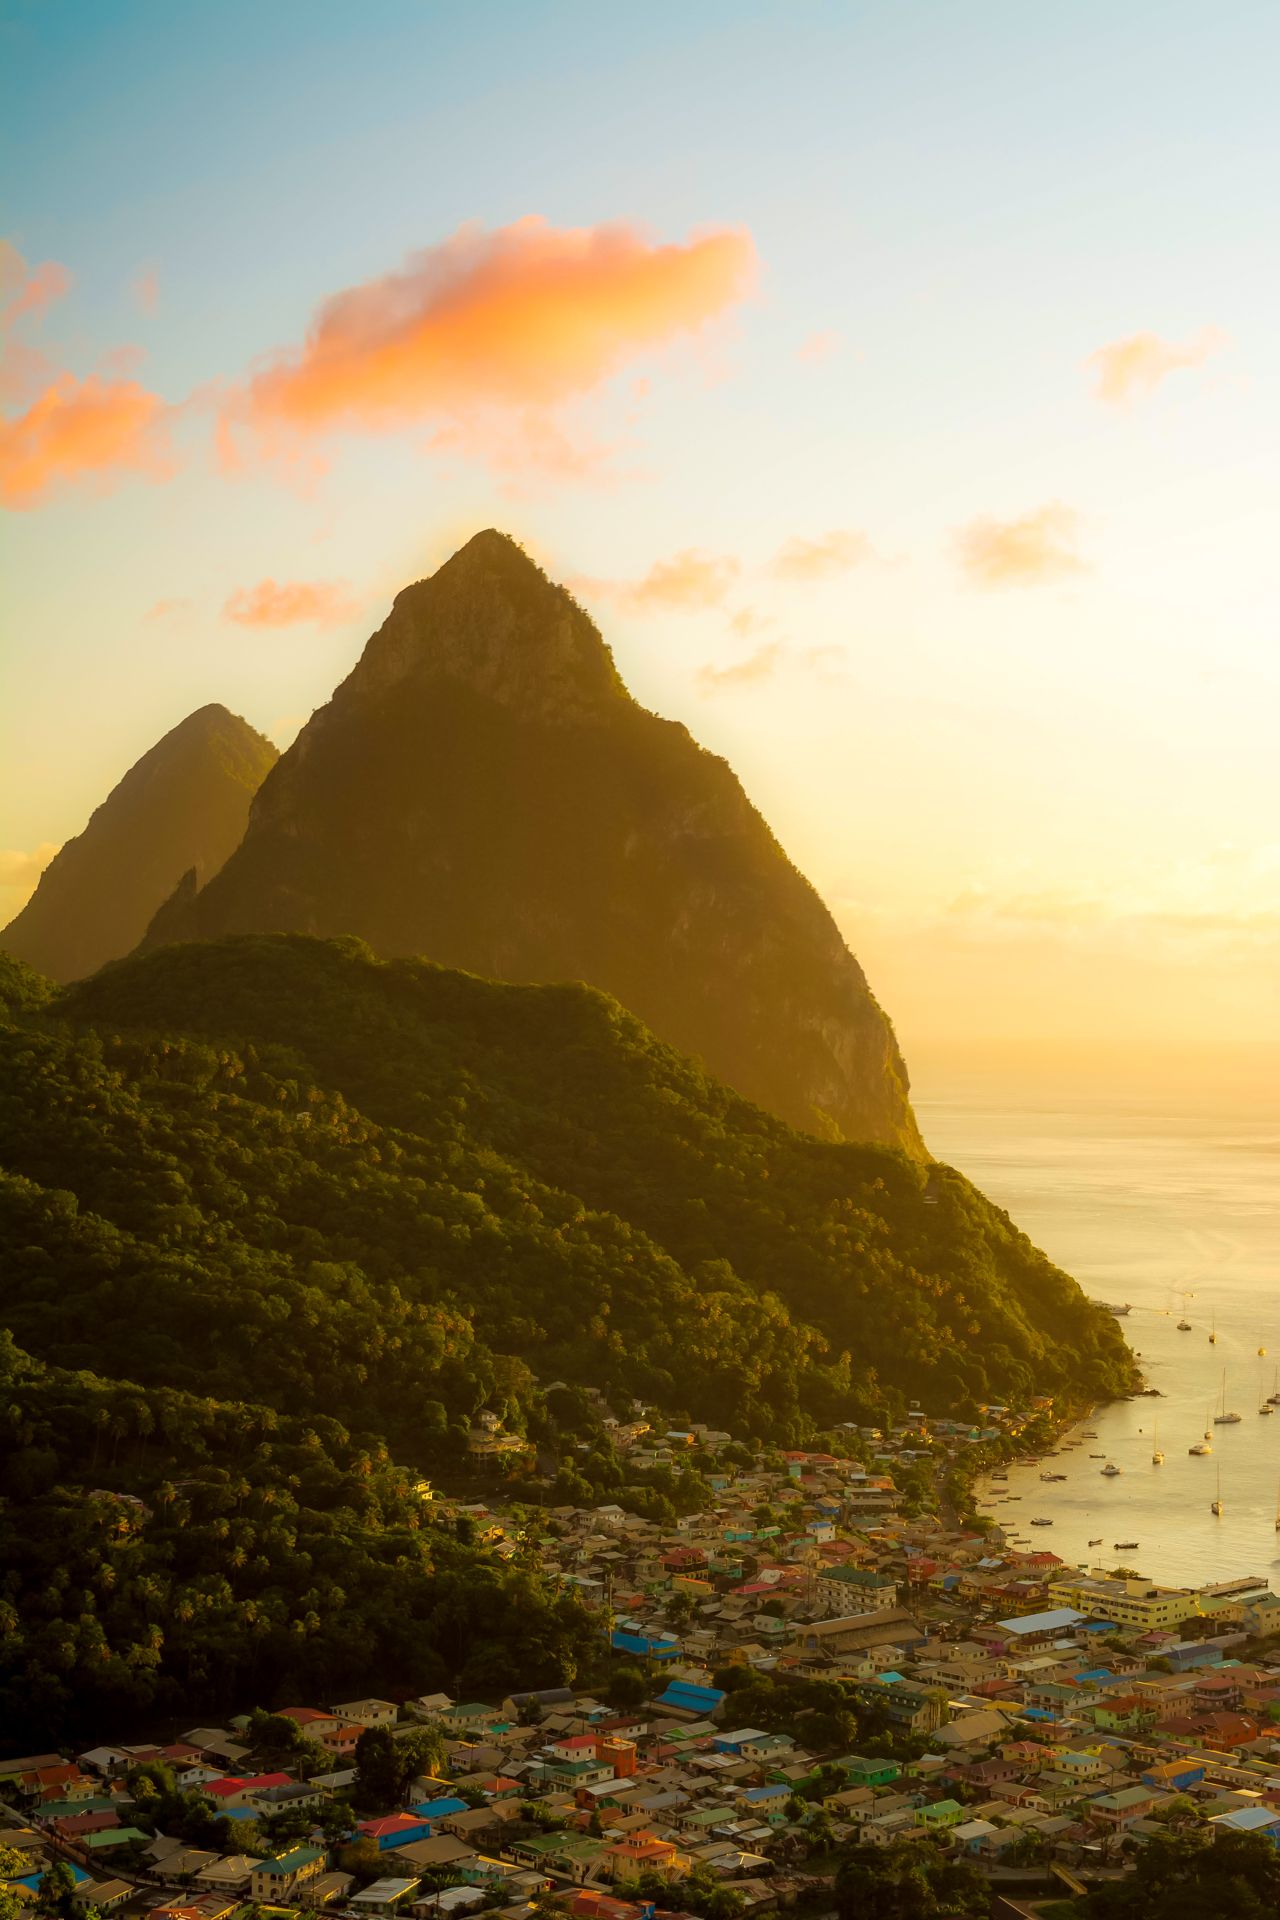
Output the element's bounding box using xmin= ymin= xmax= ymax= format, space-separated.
xmin=1101 ymin=1463 xmax=1122 ymax=1477
xmin=1213 ymin=1367 xmax=1241 ymax=1424
xmin=1152 ymin=1418 xmax=1163 ymax=1466
xmin=1211 ymin=1465 xmax=1223 ymax=1516
xmin=1030 ymin=1517 xmax=1053 ymax=1527
xmin=1189 ymin=1440 xmax=1212 ymax=1455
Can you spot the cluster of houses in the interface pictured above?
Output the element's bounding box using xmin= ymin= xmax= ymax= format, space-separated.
xmin=7 ymin=1400 xmax=1280 ymax=1919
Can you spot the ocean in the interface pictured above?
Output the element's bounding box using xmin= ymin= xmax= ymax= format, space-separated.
xmin=917 ymin=1081 xmax=1280 ymax=1591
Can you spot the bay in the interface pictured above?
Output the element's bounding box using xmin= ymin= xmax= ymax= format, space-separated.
xmin=917 ymin=1080 xmax=1280 ymax=1592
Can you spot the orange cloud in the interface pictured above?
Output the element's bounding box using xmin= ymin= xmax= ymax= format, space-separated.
xmin=955 ymin=503 xmax=1085 ymax=588
xmin=145 ymin=597 xmax=191 ymax=622
xmin=223 ymin=578 xmax=357 ymax=628
xmin=1 ymin=241 xmax=73 ymax=406
xmin=771 ymin=529 xmax=871 ymax=580
xmin=0 ymin=372 xmax=173 ymax=509
xmin=224 ymin=216 xmax=756 ymax=473
xmin=574 ymin=548 xmax=740 ymax=614
xmin=728 ymin=606 xmax=772 ymax=638
xmin=696 ymin=643 xmax=782 ymax=693
xmin=1086 ymin=327 xmax=1226 ymax=405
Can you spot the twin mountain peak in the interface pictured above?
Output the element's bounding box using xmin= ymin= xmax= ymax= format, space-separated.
xmin=5 ymin=530 xmax=923 ymax=1155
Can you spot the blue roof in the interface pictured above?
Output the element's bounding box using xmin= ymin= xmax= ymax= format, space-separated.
xmin=742 ymin=1785 xmax=789 ymax=1802
xmin=612 ymin=1629 xmax=679 ymax=1660
xmin=412 ymin=1797 xmax=468 ymax=1819
xmin=656 ymin=1681 xmax=725 ymax=1712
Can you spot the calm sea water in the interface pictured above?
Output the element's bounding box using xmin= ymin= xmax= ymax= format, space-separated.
xmin=917 ymin=1084 xmax=1280 ymax=1591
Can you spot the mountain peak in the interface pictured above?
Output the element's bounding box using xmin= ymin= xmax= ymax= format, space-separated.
xmin=343 ymin=530 xmax=626 ymax=718
xmin=137 ymin=535 xmax=924 ymax=1154
xmin=2 ymin=706 xmax=277 ymax=982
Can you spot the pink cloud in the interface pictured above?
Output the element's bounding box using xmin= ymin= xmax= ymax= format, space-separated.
xmin=955 ymin=503 xmax=1085 ymax=587
xmin=771 ymin=529 xmax=872 ymax=580
xmin=1087 ymin=327 xmax=1226 ymax=405
xmin=222 ymin=216 xmax=756 ymax=479
xmin=0 ymin=372 xmax=173 ymax=509
xmin=223 ymin=578 xmax=357 ymax=628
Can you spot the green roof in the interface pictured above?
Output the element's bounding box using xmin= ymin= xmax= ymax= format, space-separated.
xmin=259 ymin=1846 xmax=323 ymax=1873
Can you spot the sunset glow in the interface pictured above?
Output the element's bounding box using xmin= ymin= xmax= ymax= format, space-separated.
xmin=2 ymin=0 xmax=1276 ymax=1088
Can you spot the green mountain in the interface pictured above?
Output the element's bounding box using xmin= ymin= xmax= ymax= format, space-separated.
xmin=0 ymin=934 xmax=1135 ymax=1743
xmin=140 ymin=532 xmax=922 ymax=1153
xmin=2 ymin=704 xmax=278 ymax=982
xmin=2 ymin=933 xmax=1133 ymax=1438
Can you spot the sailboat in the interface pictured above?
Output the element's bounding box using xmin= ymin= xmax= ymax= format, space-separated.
xmin=1151 ymin=1420 xmax=1164 ymax=1465
xmin=1261 ymin=1371 xmax=1274 ymax=1416
xmin=1268 ymin=1365 xmax=1280 ymax=1407
xmin=1211 ymin=1465 xmax=1223 ymax=1516
xmin=1189 ymin=1407 xmax=1213 ymax=1455
xmin=1213 ymin=1368 xmax=1241 ymax=1425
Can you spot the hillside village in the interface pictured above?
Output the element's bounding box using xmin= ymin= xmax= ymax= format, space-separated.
xmin=6 ymin=1399 xmax=1280 ymax=1920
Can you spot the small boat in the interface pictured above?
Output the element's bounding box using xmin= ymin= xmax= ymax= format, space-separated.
xmin=1083 ymin=1431 xmax=1098 ymax=1438
xmin=1089 ymin=1452 xmax=1106 ymax=1459
xmin=1213 ymin=1367 xmax=1241 ymax=1424
xmin=1189 ymin=1440 xmax=1212 ymax=1455
xmin=1261 ymin=1405 xmax=1273 ymax=1417
xmin=1177 ymin=1319 xmax=1192 ymax=1331
xmin=1115 ymin=1540 xmax=1139 ymax=1551
xmin=1102 ymin=1463 xmax=1122 ymax=1477
xmin=1088 ymin=1537 xmax=1103 ymax=1546
xmin=1274 ymin=1479 xmax=1280 ymax=1532
xmin=1030 ymin=1518 xmax=1053 ymax=1527
xmin=1095 ymin=1301 xmax=1131 ymax=1317
xmin=1209 ymin=1313 xmax=1217 ymax=1345
xmin=1211 ymin=1466 xmax=1223 ymax=1517
xmin=1152 ymin=1417 xmax=1164 ymax=1466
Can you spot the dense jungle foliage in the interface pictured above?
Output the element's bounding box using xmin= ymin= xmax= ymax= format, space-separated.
xmin=0 ymin=934 xmax=1136 ymax=1745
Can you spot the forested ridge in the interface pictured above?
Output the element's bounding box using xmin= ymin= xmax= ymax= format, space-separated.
xmin=7 ymin=934 xmax=1135 ymax=1431
xmin=0 ymin=934 xmax=1136 ymax=1746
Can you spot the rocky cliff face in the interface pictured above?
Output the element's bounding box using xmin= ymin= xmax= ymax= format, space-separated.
xmin=143 ymin=532 xmax=924 ymax=1153
xmin=3 ymin=705 xmax=278 ymax=982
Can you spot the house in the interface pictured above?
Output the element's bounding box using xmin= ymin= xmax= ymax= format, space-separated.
xmin=332 ymin=1698 xmax=398 ymax=1728
xmin=250 ymin=1846 xmax=325 ymax=1902
xmin=815 ymin=1565 xmax=898 ymax=1615
xmin=350 ymin=1878 xmax=422 ymax=1912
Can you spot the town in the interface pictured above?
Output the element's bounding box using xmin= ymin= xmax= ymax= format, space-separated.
xmin=5 ymin=1397 xmax=1280 ymax=1920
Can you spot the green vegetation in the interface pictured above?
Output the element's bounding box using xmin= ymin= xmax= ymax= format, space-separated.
xmin=0 ymin=1331 xmax=589 ymax=1751
xmin=35 ymin=933 xmax=1136 ymax=1425
xmin=0 ymin=932 xmax=1136 ymax=1747
xmin=1087 ymin=1829 xmax=1280 ymax=1918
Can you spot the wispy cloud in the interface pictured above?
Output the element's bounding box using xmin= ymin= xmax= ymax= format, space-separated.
xmin=1087 ymin=326 xmax=1226 ymax=406
xmin=223 ymin=578 xmax=357 ymax=628
xmin=797 ymin=329 xmax=840 ymax=365
xmin=574 ymin=548 xmax=741 ymax=613
xmin=1 ymin=239 xmax=72 ymax=405
xmin=221 ymin=216 xmax=756 ymax=481
xmin=145 ymin=597 xmax=191 ymax=622
xmin=132 ymin=266 xmax=160 ymax=316
xmin=0 ymin=238 xmax=174 ymax=508
xmin=695 ymin=644 xmax=783 ymax=693
xmin=955 ymin=503 xmax=1084 ymax=588
xmin=771 ymin=528 xmax=872 ymax=581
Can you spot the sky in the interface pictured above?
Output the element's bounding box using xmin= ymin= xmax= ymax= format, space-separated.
xmin=2 ymin=0 xmax=1277 ymax=1095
